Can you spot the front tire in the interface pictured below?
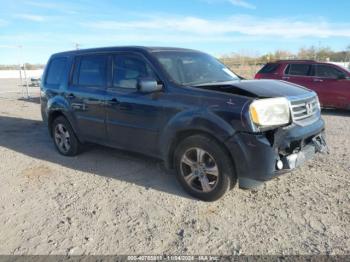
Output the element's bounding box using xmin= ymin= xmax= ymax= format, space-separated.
xmin=52 ymin=116 xmax=81 ymax=156
xmin=174 ymin=135 xmax=236 ymax=201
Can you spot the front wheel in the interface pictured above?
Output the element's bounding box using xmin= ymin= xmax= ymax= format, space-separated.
xmin=174 ymin=135 xmax=236 ymax=201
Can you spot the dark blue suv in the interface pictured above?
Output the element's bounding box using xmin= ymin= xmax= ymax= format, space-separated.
xmin=41 ymin=46 xmax=327 ymax=201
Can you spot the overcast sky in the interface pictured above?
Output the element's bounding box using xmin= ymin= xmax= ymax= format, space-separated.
xmin=0 ymin=0 xmax=350 ymax=64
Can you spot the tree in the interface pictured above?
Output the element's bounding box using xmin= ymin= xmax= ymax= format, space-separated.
xmin=346 ymin=45 xmax=350 ymax=63
xmin=298 ymin=46 xmax=317 ymax=60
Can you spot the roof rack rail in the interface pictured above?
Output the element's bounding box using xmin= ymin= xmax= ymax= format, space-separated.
xmin=275 ymin=59 xmax=317 ymax=63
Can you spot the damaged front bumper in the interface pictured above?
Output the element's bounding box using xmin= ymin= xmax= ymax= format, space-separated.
xmin=282 ymin=133 xmax=328 ymax=171
xmin=225 ymin=118 xmax=327 ymax=189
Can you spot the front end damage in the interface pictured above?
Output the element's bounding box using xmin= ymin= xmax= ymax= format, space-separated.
xmin=225 ymin=93 xmax=328 ymax=189
xmin=276 ymin=131 xmax=328 ymax=172
xmin=193 ymin=80 xmax=328 ymax=188
xmin=273 ymin=94 xmax=329 ymax=173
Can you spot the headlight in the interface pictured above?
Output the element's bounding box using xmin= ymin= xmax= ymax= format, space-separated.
xmin=249 ymin=97 xmax=291 ymax=127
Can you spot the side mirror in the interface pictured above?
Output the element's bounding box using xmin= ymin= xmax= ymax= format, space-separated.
xmin=337 ymin=74 xmax=347 ymax=80
xmin=138 ymin=78 xmax=163 ymax=93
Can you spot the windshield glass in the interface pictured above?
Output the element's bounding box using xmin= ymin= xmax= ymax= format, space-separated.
xmin=339 ymin=65 xmax=350 ymax=73
xmin=153 ymin=51 xmax=239 ymax=86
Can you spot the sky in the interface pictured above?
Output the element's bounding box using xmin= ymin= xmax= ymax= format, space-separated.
xmin=0 ymin=0 xmax=350 ymax=64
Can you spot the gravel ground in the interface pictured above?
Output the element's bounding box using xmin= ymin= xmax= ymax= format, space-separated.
xmin=0 ymin=79 xmax=349 ymax=255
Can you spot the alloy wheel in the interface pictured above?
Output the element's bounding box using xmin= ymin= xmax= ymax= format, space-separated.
xmin=54 ymin=123 xmax=71 ymax=154
xmin=180 ymin=147 xmax=219 ymax=193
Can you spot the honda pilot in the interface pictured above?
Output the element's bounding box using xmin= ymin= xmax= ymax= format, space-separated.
xmin=41 ymin=47 xmax=328 ymax=201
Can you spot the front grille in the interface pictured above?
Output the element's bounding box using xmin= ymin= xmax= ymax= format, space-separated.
xmin=290 ymin=94 xmax=319 ymax=125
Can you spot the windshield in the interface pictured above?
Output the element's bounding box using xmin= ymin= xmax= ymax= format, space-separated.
xmin=153 ymin=51 xmax=239 ymax=86
xmin=339 ymin=65 xmax=350 ymax=73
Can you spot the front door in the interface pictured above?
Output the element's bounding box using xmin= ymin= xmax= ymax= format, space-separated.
xmin=310 ymin=64 xmax=350 ymax=108
xmin=105 ymin=53 xmax=165 ymax=156
xmin=66 ymin=54 xmax=109 ymax=143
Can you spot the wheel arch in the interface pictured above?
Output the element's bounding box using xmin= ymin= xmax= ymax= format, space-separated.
xmin=47 ymin=109 xmax=81 ymax=142
xmin=160 ymin=110 xmax=237 ymax=169
xmin=48 ymin=110 xmax=64 ymax=136
xmin=165 ymin=129 xmax=237 ymax=178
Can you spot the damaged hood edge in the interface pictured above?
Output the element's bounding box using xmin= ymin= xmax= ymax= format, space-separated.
xmin=193 ymin=79 xmax=312 ymax=99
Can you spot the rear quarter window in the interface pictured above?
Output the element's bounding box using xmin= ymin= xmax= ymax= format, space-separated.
xmin=45 ymin=57 xmax=68 ymax=88
xmin=258 ymin=63 xmax=279 ymax=74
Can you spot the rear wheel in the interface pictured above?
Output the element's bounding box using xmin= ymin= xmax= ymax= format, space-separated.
xmin=52 ymin=116 xmax=81 ymax=156
xmin=174 ymin=135 xmax=236 ymax=201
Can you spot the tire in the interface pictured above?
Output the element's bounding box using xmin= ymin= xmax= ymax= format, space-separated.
xmin=174 ymin=134 xmax=236 ymax=201
xmin=51 ymin=116 xmax=81 ymax=156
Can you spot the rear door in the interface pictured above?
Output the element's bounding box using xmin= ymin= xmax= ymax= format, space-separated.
xmin=310 ymin=64 xmax=350 ymax=108
xmin=105 ymin=52 xmax=165 ymax=156
xmin=282 ymin=63 xmax=314 ymax=89
xmin=66 ymin=54 xmax=109 ymax=143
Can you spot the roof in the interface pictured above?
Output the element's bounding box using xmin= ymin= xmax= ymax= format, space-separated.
xmin=52 ymin=46 xmax=201 ymax=57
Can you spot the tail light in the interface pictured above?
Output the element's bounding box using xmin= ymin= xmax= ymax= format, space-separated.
xmin=255 ymin=73 xmax=262 ymax=79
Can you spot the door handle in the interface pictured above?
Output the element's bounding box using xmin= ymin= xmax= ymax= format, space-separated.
xmin=110 ymin=98 xmax=119 ymax=103
xmin=282 ymin=76 xmax=290 ymax=80
xmin=106 ymin=98 xmax=120 ymax=106
xmin=71 ymin=103 xmax=86 ymax=110
xmin=106 ymin=98 xmax=131 ymax=110
xmin=67 ymin=93 xmax=75 ymax=99
xmin=313 ymin=78 xmax=324 ymax=82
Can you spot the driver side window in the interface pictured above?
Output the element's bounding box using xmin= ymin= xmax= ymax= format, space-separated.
xmin=113 ymin=54 xmax=156 ymax=89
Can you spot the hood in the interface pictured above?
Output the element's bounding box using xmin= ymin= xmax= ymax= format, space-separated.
xmin=194 ymin=79 xmax=312 ymax=98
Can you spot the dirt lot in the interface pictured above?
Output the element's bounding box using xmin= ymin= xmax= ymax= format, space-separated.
xmin=0 ymin=79 xmax=349 ymax=255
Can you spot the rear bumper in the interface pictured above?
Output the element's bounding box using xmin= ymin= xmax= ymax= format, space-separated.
xmin=225 ymin=118 xmax=326 ymax=188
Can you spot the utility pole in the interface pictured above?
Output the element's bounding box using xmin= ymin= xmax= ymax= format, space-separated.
xmin=17 ymin=45 xmax=30 ymax=98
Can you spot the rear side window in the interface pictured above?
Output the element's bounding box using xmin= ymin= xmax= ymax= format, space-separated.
xmin=315 ymin=65 xmax=346 ymax=79
xmin=45 ymin=57 xmax=67 ymax=87
xmin=285 ymin=64 xmax=311 ymax=76
xmin=73 ymin=55 xmax=108 ymax=88
xmin=258 ymin=63 xmax=279 ymax=74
